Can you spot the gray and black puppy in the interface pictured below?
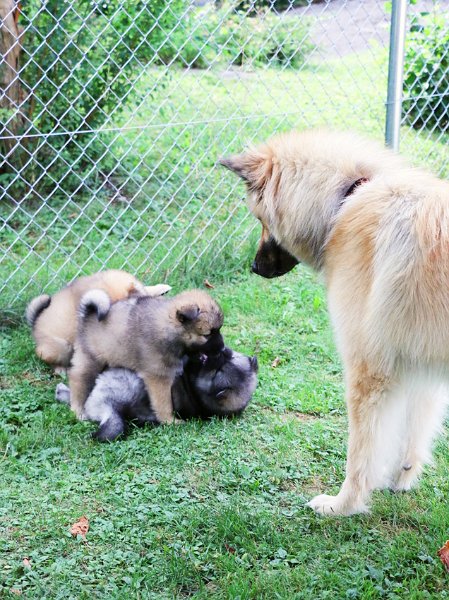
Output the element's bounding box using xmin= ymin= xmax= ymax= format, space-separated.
xmin=56 ymin=347 xmax=258 ymax=441
xmin=69 ymin=288 xmax=224 ymax=424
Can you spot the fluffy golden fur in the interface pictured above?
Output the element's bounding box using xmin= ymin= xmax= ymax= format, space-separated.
xmin=221 ymin=128 xmax=449 ymax=516
xmin=69 ymin=288 xmax=224 ymax=424
xmin=26 ymin=269 xmax=170 ymax=370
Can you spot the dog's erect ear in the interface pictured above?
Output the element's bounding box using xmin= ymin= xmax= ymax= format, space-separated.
xmin=219 ymin=154 xmax=250 ymax=181
xmin=250 ymin=356 xmax=259 ymax=372
xmin=219 ymin=148 xmax=274 ymax=192
xmin=176 ymin=305 xmax=200 ymax=324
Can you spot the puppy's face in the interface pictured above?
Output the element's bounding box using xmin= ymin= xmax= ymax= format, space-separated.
xmin=174 ymin=290 xmax=224 ymax=355
xmin=191 ymin=347 xmax=258 ymax=415
xmin=220 ymin=148 xmax=299 ymax=279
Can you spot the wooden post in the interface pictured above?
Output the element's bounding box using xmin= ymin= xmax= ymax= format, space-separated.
xmin=0 ymin=0 xmax=23 ymax=141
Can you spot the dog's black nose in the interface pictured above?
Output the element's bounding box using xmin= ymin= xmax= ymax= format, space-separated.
xmin=251 ymin=260 xmax=259 ymax=274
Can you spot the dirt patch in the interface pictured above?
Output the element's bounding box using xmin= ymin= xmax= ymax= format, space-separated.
xmin=289 ymin=0 xmax=439 ymax=60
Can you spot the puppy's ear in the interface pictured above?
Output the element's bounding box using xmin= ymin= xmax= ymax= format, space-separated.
xmin=176 ymin=305 xmax=200 ymax=324
xmin=126 ymin=282 xmax=141 ymax=297
xmin=219 ymin=147 xmax=274 ymax=192
xmin=250 ymin=356 xmax=259 ymax=372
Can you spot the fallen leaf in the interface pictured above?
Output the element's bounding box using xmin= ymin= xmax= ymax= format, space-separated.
xmin=10 ymin=589 xmax=22 ymax=595
xmin=70 ymin=516 xmax=89 ymax=538
xmin=204 ymin=279 xmax=215 ymax=289
xmin=224 ymin=543 xmax=236 ymax=554
xmin=22 ymin=558 xmax=31 ymax=569
xmin=438 ymin=540 xmax=449 ymax=572
xmin=271 ymin=357 xmax=281 ymax=368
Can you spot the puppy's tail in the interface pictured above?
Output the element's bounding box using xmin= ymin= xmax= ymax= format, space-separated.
xmin=79 ymin=289 xmax=111 ymax=321
xmin=26 ymin=294 xmax=51 ymax=327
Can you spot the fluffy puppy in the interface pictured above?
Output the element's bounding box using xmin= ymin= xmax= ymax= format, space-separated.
xmin=69 ymin=289 xmax=224 ymax=424
xmin=56 ymin=347 xmax=258 ymax=441
xmin=221 ymin=128 xmax=449 ymax=516
xmin=26 ymin=269 xmax=170 ymax=369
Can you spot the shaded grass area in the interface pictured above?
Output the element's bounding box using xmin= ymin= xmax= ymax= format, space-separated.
xmin=1 ymin=269 xmax=448 ymax=598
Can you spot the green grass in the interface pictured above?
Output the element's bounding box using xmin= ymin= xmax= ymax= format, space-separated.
xmin=1 ymin=269 xmax=449 ymax=598
xmin=2 ymin=48 xmax=449 ymax=598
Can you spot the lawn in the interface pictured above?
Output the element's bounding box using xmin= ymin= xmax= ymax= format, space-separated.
xmin=1 ymin=49 xmax=449 ymax=598
xmin=1 ymin=268 xmax=449 ymax=598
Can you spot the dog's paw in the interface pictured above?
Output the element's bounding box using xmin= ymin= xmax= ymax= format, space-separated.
xmin=144 ymin=284 xmax=172 ymax=297
xmin=53 ymin=366 xmax=68 ymax=377
xmin=307 ymin=493 xmax=369 ymax=517
xmin=391 ymin=463 xmax=422 ymax=492
xmin=55 ymin=382 xmax=70 ymax=404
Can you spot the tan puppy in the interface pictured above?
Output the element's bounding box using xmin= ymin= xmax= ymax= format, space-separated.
xmin=26 ymin=270 xmax=170 ymax=369
xmin=69 ymin=288 xmax=224 ymax=424
xmin=221 ymin=128 xmax=449 ymax=516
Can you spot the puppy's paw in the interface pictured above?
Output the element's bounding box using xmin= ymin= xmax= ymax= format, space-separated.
xmin=163 ymin=417 xmax=183 ymax=425
xmin=307 ymin=493 xmax=369 ymax=517
xmin=144 ymin=284 xmax=172 ymax=297
xmin=55 ymin=382 xmax=71 ymax=404
xmin=53 ymin=366 xmax=68 ymax=377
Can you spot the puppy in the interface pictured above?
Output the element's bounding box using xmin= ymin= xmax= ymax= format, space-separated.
xmin=26 ymin=269 xmax=171 ymax=369
xmin=221 ymin=128 xmax=449 ymax=516
xmin=56 ymin=347 xmax=258 ymax=441
xmin=69 ymin=288 xmax=224 ymax=424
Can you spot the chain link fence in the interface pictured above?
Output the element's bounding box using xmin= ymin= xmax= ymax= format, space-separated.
xmin=1 ymin=0 xmax=448 ymax=318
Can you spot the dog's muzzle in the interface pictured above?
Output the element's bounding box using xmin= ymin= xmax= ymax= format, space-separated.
xmin=251 ymin=236 xmax=299 ymax=279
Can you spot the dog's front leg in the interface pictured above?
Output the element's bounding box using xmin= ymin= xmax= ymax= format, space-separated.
xmin=68 ymin=348 xmax=102 ymax=420
xmin=141 ymin=373 xmax=181 ymax=425
xmin=308 ymin=362 xmax=393 ymax=516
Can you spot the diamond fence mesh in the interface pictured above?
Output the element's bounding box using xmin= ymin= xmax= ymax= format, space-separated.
xmin=1 ymin=0 xmax=448 ymax=319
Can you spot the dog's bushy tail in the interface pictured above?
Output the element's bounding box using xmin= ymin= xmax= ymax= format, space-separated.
xmin=26 ymin=294 xmax=51 ymax=327
xmin=79 ymin=289 xmax=111 ymax=321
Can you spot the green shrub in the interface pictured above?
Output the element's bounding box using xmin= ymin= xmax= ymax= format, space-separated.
xmin=235 ymin=0 xmax=319 ymax=13
xmin=3 ymin=0 xmax=184 ymax=199
xmin=403 ymin=9 xmax=449 ymax=130
xmin=160 ymin=4 xmax=313 ymax=70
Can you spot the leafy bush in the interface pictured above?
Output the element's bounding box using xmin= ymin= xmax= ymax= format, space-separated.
xmin=403 ymin=9 xmax=449 ymax=130
xmin=235 ymin=0 xmax=321 ymax=13
xmin=160 ymin=4 xmax=314 ymax=70
xmin=3 ymin=0 xmax=184 ymax=199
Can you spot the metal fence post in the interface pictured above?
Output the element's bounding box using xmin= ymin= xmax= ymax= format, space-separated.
xmin=385 ymin=0 xmax=408 ymax=150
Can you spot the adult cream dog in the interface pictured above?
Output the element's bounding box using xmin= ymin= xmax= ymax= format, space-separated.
xmin=221 ymin=129 xmax=449 ymax=516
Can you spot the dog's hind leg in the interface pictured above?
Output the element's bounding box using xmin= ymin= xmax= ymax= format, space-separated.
xmin=308 ymin=361 xmax=396 ymax=516
xmin=68 ymin=348 xmax=102 ymax=420
xmin=392 ymin=378 xmax=448 ymax=491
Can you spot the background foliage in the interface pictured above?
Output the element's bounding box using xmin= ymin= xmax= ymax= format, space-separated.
xmin=403 ymin=8 xmax=449 ymax=130
xmin=160 ymin=3 xmax=313 ymax=70
xmin=2 ymin=0 xmax=183 ymax=197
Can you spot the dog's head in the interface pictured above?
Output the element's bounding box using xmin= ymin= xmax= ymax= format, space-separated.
xmin=173 ymin=290 xmax=224 ymax=355
xmin=186 ymin=346 xmax=258 ymax=416
xmin=219 ymin=144 xmax=301 ymax=278
xmin=220 ymin=129 xmax=389 ymax=273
